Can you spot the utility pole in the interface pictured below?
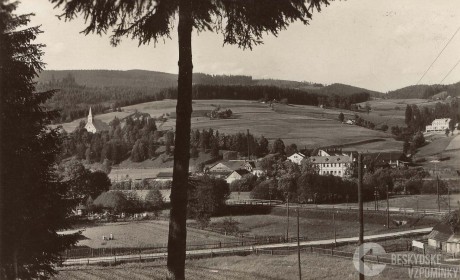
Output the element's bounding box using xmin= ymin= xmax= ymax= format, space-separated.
xmin=386 ymin=185 xmax=390 ymax=229
xmin=247 ymin=129 xmax=250 ymax=161
xmin=437 ymin=175 xmax=440 ymax=212
xmin=448 ymin=185 xmax=451 ymax=213
xmin=333 ymin=211 xmax=337 ymax=246
xmin=358 ymin=153 xmax=364 ymax=280
xmin=297 ymin=209 xmax=302 ymax=280
xmin=286 ymin=194 xmax=290 ymax=241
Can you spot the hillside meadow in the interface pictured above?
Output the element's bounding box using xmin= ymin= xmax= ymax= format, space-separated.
xmin=58 ymin=99 xmax=404 ymax=153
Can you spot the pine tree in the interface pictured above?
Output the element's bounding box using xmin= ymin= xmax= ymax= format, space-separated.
xmin=50 ymin=0 xmax=330 ymax=277
xmin=0 ymin=2 xmax=78 ymax=278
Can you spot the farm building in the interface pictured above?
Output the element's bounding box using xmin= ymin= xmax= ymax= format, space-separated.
xmin=308 ymin=154 xmax=353 ymax=177
xmin=207 ymin=160 xmax=264 ymax=178
xmin=287 ymin=152 xmax=306 ymax=165
xmin=364 ymin=152 xmax=409 ymax=169
xmin=155 ymin=172 xmax=173 ymax=182
xmin=226 ymin=169 xmax=251 ymax=184
xmin=425 ymin=118 xmax=451 ymax=133
xmin=427 ymin=224 xmax=453 ymax=250
xmin=84 ymin=107 xmax=110 ymax=133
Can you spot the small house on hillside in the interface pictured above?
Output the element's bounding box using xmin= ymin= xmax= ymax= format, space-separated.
xmin=226 ymin=169 xmax=250 ymax=184
xmin=427 ymin=224 xmax=453 ymax=250
xmin=287 ymin=152 xmax=306 ymax=165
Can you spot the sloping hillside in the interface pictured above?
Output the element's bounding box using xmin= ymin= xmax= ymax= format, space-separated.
xmin=387 ymin=82 xmax=460 ymax=99
xmin=319 ymin=83 xmax=383 ymax=98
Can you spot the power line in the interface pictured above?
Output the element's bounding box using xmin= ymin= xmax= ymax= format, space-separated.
xmin=416 ymin=26 xmax=460 ymax=85
xmin=440 ymin=57 xmax=460 ymax=84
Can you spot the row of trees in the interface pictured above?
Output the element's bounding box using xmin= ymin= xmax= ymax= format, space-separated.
xmin=159 ymin=85 xmax=370 ymax=110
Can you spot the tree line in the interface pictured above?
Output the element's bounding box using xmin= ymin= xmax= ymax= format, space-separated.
xmin=39 ymin=75 xmax=370 ymax=123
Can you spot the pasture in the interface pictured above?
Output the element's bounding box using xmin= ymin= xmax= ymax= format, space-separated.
xmin=57 ymin=99 xmax=404 ymax=152
xmin=54 ymin=252 xmax=417 ymax=280
xmin=74 ymin=220 xmax=236 ymax=248
xmin=208 ymin=212 xmax=431 ymax=240
xmin=341 ymin=194 xmax=460 ymax=211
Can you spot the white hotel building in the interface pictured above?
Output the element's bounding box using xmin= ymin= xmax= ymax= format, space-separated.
xmin=426 ymin=118 xmax=451 ymax=133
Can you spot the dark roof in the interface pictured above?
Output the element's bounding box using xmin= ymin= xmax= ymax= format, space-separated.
xmin=309 ymin=156 xmax=353 ymax=164
xmin=233 ymin=169 xmax=250 ymax=176
xmin=92 ymin=119 xmax=110 ymax=131
xmin=365 ymin=152 xmax=404 ymax=162
xmin=157 ymin=172 xmax=173 ymax=178
xmin=427 ymin=223 xmax=453 ymax=242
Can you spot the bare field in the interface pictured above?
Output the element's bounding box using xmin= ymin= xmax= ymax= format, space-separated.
xmin=74 ymin=220 xmax=237 ymax=248
xmin=55 ymin=253 xmax=419 ymax=280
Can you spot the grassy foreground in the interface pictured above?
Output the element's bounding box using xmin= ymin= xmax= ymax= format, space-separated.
xmin=54 ymin=253 xmax=426 ymax=280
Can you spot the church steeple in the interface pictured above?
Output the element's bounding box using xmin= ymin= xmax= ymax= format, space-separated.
xmin=88 ymin=107 xmax=93 ymax=124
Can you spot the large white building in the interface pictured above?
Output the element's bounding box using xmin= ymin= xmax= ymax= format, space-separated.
xmin=426 ymin=118 xmax=451 ymax=133
xmin=308 ymin=154 xmax=354 ymax=177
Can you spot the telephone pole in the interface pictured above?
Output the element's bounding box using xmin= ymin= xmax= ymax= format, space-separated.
xmin=286 ymin=194 xmax=290 ymax=241
xmin=386 ymin=185 xmax=390 ymax=229
xmin=297 ymin=209 xmax=302 ymax=280
xmin=358 ymin=153 xmax=364 ymax=280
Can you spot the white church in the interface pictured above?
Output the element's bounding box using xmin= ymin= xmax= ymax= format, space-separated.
xmin=84 ymin=107 xmax=109 ymax=133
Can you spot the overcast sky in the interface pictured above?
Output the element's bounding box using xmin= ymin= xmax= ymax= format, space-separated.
xmin=18 ymin=0 xmax=460 ymax=92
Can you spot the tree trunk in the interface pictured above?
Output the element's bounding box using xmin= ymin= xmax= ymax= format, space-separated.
xmin=167 ymin=0 xmax=193 ymax=279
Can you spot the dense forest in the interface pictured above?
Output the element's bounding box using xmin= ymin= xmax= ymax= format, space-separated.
xmin=60 ymin=113 xmax=275 ymax=166
xmin=37 ymin=70 xmax=377 ymax=123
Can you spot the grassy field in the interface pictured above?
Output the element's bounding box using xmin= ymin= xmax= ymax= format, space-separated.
xmin=57 ymin=99 xmax=403 ymax=152
xmin=54 ymin=253 xmax=423 ymax=280
xmin=73 ymin=220 xmax=237 ymax=248
xmin=341 ymin=194 xmax=460 ymax=211
xmin=209 ymin=213 xmax=432 ymax=240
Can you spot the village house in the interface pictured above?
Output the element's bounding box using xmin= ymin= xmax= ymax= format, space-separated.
xmin=364 ymin=152 xmax=409 ymax=169
xmin=425 ymin=118 xmax=451 ymax=133
xmin=154 ymin=172 xmax=173 ymax=182
xmin=207 ymin=160 xmax=264 ymax=179
xmin=226 ymin=169 xmax=251 ymax=184
xmin=84 ymin=107 xmax=110 ymax=133
xmin=287 ymin=152 xmax=306 ymax=165
xmin=427 ymin=224 xmax=453 ymax=251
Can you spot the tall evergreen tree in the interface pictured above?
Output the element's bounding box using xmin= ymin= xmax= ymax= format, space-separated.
xmin=0 ymin=2 xmax=78 ymax=278
xmin=50 ymin=0 xmax=330 ymax=278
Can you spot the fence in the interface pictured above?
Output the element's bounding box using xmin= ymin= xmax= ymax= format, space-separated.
xmin=62 ymin=235 xmax=310 ymax=260
xmin=256 ymin=243 xmax=460 ymax=272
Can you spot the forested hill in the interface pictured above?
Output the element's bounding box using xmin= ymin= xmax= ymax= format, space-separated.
xmin=387 ymin=82 xmax=460 ymax=99
xmin=36 ymin=70 xmax=380 ymax=123
xmin=37 ymin=69 xmax=382 ymax=96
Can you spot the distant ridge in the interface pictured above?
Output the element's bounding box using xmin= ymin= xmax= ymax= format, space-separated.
xmin=387 ymin=82 xmax=460 ymax=99
xmin=37 ymin=69 xmax=383 ymax=97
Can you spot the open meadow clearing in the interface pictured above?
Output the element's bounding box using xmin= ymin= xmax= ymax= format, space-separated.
xmin=74 ymin=220 xmax=237 ymax=248
xmin=57 ymin=99 xmax=403 ymax=152
xmin=208 ymin=212 xmax=433 ymax=240
xmin=54 ymin=253 xmax=422 ymax=280
xmin=340 ymin=194 xmax=460 ymax=211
